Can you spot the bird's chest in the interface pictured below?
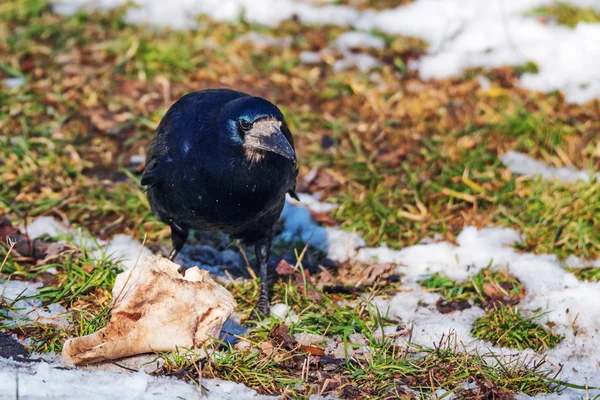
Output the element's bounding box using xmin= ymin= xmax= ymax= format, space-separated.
xmin=173 ymin=158 xmax=290 ymax=229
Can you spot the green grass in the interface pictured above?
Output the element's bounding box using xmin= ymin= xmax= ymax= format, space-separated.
xmin=419 ymin=267 xmax=524 ymax=307
xmin=471 ymin=306 xmax=563 ymax=352
xmin=1 ymin=233 xmax=118 ymax=354
xmin=150 ymin=278 xmax=564 ymax=398
xmin=566 ymin=266 xmax=600 ymax=282
xmin=527 ymin=2 xmax=600 ymax=27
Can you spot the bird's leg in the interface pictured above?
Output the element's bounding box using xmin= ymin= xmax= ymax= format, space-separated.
xmin=251 ymin=236 xmax=272 ymax=319
xmin=168 ymin=223 xmax=189 ymax=274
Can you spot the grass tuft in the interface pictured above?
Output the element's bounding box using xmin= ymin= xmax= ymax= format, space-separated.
xmin=527 ymin=2 xmax=600 ymax=27
xmin=471 ymin=306 xmax=562 ymax=352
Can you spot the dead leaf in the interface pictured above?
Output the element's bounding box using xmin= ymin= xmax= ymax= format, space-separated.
xmin=436 ymin=298 xmax=471 ymax=314
xmin=359 ymin=263 xmax=395 ymax=283
xmin=309 ymin=210 xmax=339 ymax=226
xmin=35 ymin=272 xmax=59 ymax=287
xmin=294 ymin=268 xmax=321 ymax=301
xmin=0 ymin=216 xmax=20 ymax=238
xmin=259 ymin=340 xmax=275 ymax=356
xmin=300 ymin=345 xmax=325 ymax=356
xmin=90 ymin=111 xmax=133 ymax=133
xmin=269 ymin=325 xmax=297 ymax=349
xmin=275 ymin=259 xmax=294 ymax=275
xmin=82 ymin=264 xmax=95 ymax=273
xmin=482 ymin=282 xmax=503 ymax=300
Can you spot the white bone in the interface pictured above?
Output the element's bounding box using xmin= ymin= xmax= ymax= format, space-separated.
xmin=62 ymin=255 xmax=236 ymax=365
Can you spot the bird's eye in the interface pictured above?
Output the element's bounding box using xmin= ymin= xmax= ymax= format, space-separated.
xmin=238 ymin=119 xmax=252 ymax=131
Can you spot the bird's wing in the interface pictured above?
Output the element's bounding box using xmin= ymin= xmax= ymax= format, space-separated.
xmin=281 ymin=122 xmax=300 ymax=200
xmin=141 ymin=111 xmax=174 ymax=189
xmin=140 ymin=157 xmax=160 ymax=189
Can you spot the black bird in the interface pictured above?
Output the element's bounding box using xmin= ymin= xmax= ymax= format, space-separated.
xmin=141 ymin=89 xmax=298 ymax=316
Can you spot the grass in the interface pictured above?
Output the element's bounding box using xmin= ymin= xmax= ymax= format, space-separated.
xmin=471 ymin=306 xmax=563 ymax=352
xmin=566 ymin=266 xmax=600 ymax=282
xmin=419 ymin=267 xmax=524 ymax=308
xmin=0 ymin=0 xmax=598 ymax=397
xmin=1 ymin=235 xmax=118 ymax=353
xmin=149 ymin=279 xmax=564 ymax=398
xmin=527 ymin=2 xmax=600 ymax=27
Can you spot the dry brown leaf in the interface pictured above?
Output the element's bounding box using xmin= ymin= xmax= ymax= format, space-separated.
xmin=300 ymin=345 xmax=325 ymax=356
xmin=82 ymin=264 xmax=95 ymax=273
xmin=482 ymin=282 xmax=504 ymax=300
xmin=309 ymin=210 xmax=339 ymax=226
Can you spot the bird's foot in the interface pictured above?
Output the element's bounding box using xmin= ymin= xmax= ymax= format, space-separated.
xmin=248 ymin=294 xmax=270 ymax=321
xmin=176 ymin=265 xmax=186 ymax=276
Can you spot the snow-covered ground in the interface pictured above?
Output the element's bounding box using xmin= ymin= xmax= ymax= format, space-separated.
xmin=501 ymin=151 xmax=600 ymax=183
xmin=51 ymin=0 xmax=600 ymax=103
xmin=0 ymin=357 xmax=275 ymax=400
xmin=287 ymin=195 xmax=600 ymax=398
xmin=2 ymin=194 xmax=598 ymax=398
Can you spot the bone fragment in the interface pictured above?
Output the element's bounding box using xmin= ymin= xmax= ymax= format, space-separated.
xmin=63 ymin=255 xmax=236 ymax=365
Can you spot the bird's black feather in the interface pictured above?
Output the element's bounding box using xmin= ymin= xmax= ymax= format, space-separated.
xmin=142 ymin=89 xmax=298 ymax=316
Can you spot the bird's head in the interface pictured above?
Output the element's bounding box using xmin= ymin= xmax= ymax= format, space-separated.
xmin=220 ymin=96 xmax=296 ymax=165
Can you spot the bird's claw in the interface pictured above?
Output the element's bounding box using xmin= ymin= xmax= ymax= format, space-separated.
xmin=249 ymin=294 xmax=270 ymax=321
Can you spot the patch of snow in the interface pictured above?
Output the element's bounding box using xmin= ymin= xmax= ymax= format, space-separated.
xmin=280 ymin=198 xmax=364 ymax=260
xmin=24 ymin=216 xmax=69 ymax=240
xmin=333 ymin=51 xmax=380 ymax=72
xmin=299 ymin=51 xmax=322 ymax=64
xmin=289 ymin=192 xmax=338 ymax=213
xmin=20 ymin=215 xmax=154 ymax=276
xmin=563 ymin=254 xmax=600 ymax=269
xmin=129 ymin=154 xmax=146 ymax=165
xmin=0 ymin=356 xmax=275 ymax=399
xmin=281 ymin=196 xmax=600 ymax=392
xmin=270 ymin=303 xmax=299 ymax=324
xmin=0 ymin=358 xmax=197 ymax=400
xmin=3 ymin=77 xmax=25 ymax=89
xmin=51 ymin=0 xmax=600 ymax=103
xmin=476 ymin=74 xmax=491 ymax=91
xmin=334 ymin=31 xmax=385 ymax=50
xmin=501 ymin=150 xmax=600 ymax=183
xmin=355 ymin=1 xmax=600 ymax=104
xmin=1 ymin=280 xmax=69 ymax=327
xmin=95 ymin=234 xmax=152 ymax=271
xmin=362 ymin=226 xmax=600 ymax=393
xmin=236 ymin=32 xmax=292 ymax=48
xmin=203 ymin=378 xmax=278 ymax=399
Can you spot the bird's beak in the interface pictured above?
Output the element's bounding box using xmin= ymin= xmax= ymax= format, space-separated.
xmin=247 ymin=122 xmax=297 ymax=164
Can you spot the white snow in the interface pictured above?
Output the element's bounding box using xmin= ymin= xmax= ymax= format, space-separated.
xmin=236 ymin=32 xmax=292 ymax=48
xmin=333 ymin=51 xmax=381 ymax=72
xmin=97 ymin=233 xmax=152 ymax=271
xmin=129 ymin=154 xmax=146 ymax=165
xmin=280 ymin=197 xmax=364 ymax=260
xmin=24 ymin=216 xmax=69 ymax=240
xmin=1 ymin=280 xmax=69 ymax=327
xmin=19 ymin=216 xmax=152 ymax=272
xmin=334 ymin=31 xmax=385 ymax=51
xmin=280 ymin=195 xmax=600 ymax=395
xmin=501 ymin=150 xmax=600 ymax=183
xmin=0 ymin=358 xmax=274 ymax=400
xmin=51 ymin=0 xmax=600 ymax=103
xmin=270 ymin=303 xmax=299 ymax=324
xmin=355 ymin=0 xmax=600 ymax=104
xmin=3 ymin=77 xmax=25 ymax=89
xmin=299 ymin=51 xmax=322 ymax=64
